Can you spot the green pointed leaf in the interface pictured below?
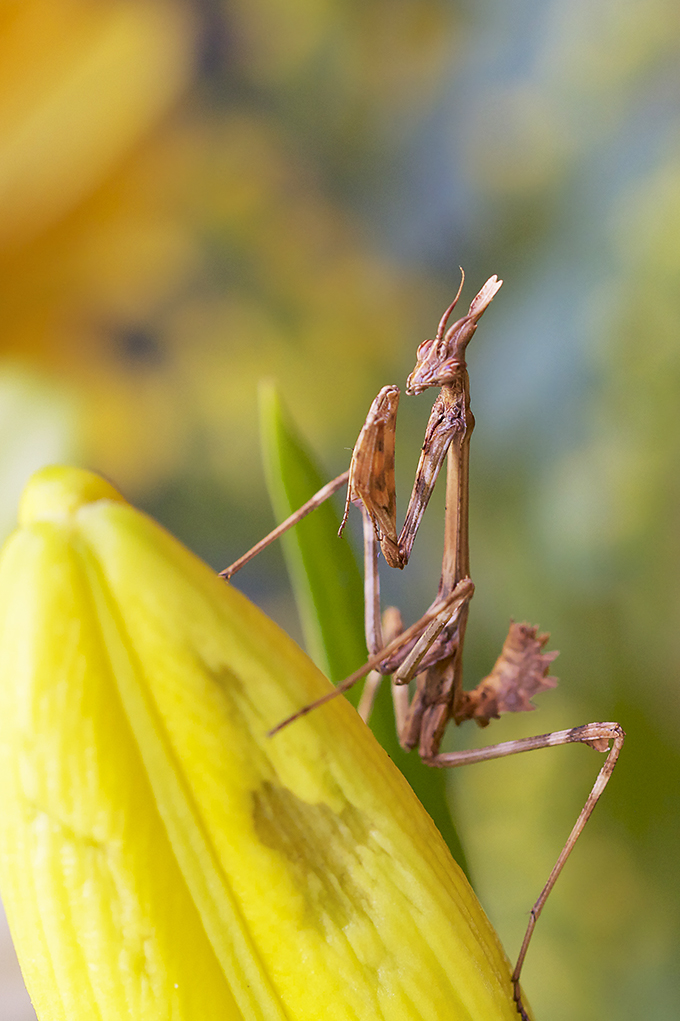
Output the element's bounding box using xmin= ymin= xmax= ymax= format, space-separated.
xmin=258 ymin=382 xmax=470 ymax=873
xmin=258 ymin=381 xmax=366 ymax=690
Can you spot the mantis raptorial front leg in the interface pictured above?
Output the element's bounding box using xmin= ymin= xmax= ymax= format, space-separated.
xmin=223 ymin=273 xmax=625 ymax=1021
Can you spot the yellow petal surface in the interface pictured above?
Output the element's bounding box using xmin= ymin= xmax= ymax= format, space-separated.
xmin=0 ymin=466 xmax=522 ymax=1020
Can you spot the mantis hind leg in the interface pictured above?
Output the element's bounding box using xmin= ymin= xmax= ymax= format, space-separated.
xmin=427 ymin=722 xmax=625 ymax=1020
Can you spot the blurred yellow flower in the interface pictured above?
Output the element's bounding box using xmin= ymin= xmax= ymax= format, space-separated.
xmin=0 ymin=465 xmax=522 ymax=1020
xmin=0 ymin=0 xmax=453 ymax=497
xmin=0 ymin=0 xmax=195 ymax=249
xmin=0 ymin=0 xmax=200 ymax=491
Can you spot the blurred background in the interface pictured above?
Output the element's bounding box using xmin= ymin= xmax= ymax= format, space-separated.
xmin=1 ymin=0 xmax=679 ymax=1018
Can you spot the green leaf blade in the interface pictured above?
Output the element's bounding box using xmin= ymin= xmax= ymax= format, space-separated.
xmin=259 ymin=381 xmax=366 ymax=689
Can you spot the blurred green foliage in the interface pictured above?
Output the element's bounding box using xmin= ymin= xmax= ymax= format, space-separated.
xmin=1 ymin=1 xmax=680 ymax=1019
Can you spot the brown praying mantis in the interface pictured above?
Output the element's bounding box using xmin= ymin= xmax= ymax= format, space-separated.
xmin=221 ymin=273 xmax=625 ymax=1021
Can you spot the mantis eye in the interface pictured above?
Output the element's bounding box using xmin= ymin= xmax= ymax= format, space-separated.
xmin=414 ymin=338 xmax=435 ymax=360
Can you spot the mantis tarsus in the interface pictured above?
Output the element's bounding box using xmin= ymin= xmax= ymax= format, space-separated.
xmin=222 ymin=273 xmax=624 ymax=1021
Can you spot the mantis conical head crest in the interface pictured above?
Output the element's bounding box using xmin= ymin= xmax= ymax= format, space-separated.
xmin=406 ymin=274 xmax=502 ymax=396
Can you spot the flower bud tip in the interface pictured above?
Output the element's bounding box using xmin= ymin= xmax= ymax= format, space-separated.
xmin=18 ymin=465 xmax=125 ymax=526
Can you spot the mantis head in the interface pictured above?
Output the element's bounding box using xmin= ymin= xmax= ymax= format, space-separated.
xmin=406 ymin=274 xmax=503 ymax=396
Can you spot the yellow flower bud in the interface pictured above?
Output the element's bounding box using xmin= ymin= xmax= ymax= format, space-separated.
xmin=0 ymin=466 xmax=523 ymax=1020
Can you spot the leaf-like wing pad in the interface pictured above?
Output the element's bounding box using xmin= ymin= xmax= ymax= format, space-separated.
xmin=454 ymin=623 xmax=558 ymax=727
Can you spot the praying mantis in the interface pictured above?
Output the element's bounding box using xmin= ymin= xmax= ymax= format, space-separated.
xmin=222 ymin=273 xmax=625 ymax=1021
